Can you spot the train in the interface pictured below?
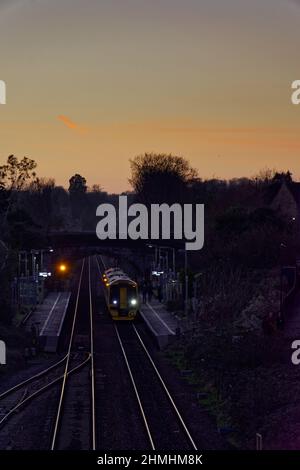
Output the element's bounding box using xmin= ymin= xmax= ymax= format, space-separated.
xmin=102 ymin=267 xmax=139 ymax=320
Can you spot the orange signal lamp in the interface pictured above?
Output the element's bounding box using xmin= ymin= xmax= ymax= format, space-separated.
xmin=59 ymin=264 xmax=67 ymax=272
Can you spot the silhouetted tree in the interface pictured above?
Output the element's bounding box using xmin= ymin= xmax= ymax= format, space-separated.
xmin=91 ymin=184 xmax=102 ymax=192
xmin=0 ymin=155 xmax=37 ymax=223
xmin=0 ymin=155 xmax=37 ymax=271
xmin=129 ymin=153 xmax=197 ymax=205
xmin=272 ymin=171 xmax=293 ymax=184
xmin=0 ymin=155 xmax=37 ymax=190
xmin=68 ymin=173 xmax=87 ymax=223
xmin=25 ymin=178 xmax=55 ymax=232
xmin=68 ymin=174 xmax=87 ymax=194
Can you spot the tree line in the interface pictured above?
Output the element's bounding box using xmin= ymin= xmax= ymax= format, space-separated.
xmin=0 ymin=151 xmax=296 ymax=322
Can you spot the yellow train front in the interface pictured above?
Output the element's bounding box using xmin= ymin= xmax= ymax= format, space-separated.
xmin=102 ymin=267 xmax=139 ymax=320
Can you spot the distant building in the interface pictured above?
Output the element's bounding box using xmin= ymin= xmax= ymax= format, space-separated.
xmin=269 ymin=179 xmax=300 ymax=225
xmin=264 ymin=171 xmax=300 ymax=231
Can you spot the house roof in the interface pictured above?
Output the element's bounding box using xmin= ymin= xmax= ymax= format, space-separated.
xmin=287 ymin=182 xmax=300 ymax=207
xmin=266 ymin=180 xmax=300 ymax=207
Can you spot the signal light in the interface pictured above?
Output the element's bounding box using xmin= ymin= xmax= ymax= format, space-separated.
xmin=57 ymin=263 xmax=67 ymax=273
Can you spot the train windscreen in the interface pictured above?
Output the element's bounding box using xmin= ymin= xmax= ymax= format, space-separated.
xmin=110 ymin=284 xmax=137 ymax=307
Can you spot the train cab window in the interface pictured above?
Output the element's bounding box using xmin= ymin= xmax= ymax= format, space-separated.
xmin=109 ymin=284 xmax=137 ymax=306
xmin=127 ymin=286 xmax=138 ymax=306
xmin=110 ymin=286 xmax=119 ymax=305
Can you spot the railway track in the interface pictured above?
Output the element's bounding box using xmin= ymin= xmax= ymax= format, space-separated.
xmin=50 ymin=258 xmax=96 ymax=450
xmin=1 ymin=254 xmax=198 ymax=450
xmin=0 ymin=355 xmax=90 ymax=429
xmin=0 ymin=258 xmax=95 ymax=450
xmin=115 ymin=324 xmax=197 ymax=450
xmin=96 ymin=254 xmax=197 ymax=450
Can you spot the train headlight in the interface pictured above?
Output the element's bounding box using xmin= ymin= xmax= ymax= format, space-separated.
xmin=112 ymin=299 xmax=118 ymax=305
xmin=130 ymin=299 xmax=137 ymax=306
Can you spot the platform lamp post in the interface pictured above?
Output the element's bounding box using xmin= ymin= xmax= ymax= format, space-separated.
xmin=160 ymin=245 xmax=176 ymax=277
xmin=18 ymin=250 xmax=29 ymax=277
xmin=161 ymin=251 xmax=169 ymax=272
xmin=158 ymin=246 xmax=161 ymax=271
xmin=178 ymin=247 xmax=189 ymax=314
xmin=30 ymin=249 xmax=40 ymax=279
xmin=147 ymin=244 xmax=158 ymax=272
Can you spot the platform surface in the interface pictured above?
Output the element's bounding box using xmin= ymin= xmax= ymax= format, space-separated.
xmin=26 ymin=292 xmax=71 ymax=352
xmin=139 ymin=298 xmax=178 ymax=348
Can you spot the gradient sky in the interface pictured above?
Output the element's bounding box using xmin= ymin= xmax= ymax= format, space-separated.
xmin=0 ymin=0 xmax=300 ymax=192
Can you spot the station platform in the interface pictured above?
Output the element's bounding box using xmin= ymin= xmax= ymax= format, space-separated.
xmin=26 ymin=292 xmax=71 ymax=352
xmin=139 ymin=298 xmax=178 ymax=348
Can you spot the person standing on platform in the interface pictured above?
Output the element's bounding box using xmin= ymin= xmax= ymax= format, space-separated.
xmin=147 ymin=281 xmax=153 ymax=303
xmin=157 ymin=284 xmax=163 ymax=303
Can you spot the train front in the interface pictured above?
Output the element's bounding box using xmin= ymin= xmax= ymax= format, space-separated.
xmin=103 ymin=270 xmax=139 ymax=320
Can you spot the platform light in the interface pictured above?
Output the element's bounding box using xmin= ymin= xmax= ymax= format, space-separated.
xmin=130 ymin=299 xmax=137 ymax=306
xmin=39 ymin=271 xmax=51 ymax=278
xmin=112 ymin=299 xmax=118 ymax=305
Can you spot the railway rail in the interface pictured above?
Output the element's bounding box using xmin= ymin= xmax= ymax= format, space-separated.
xmin=0 ymin=258 xmax=96 ymax=450
xmin=50 ymin=258 xmax=96 ymax=450
xmin=96 ymin=254 xmax=197 ymax=450
xmin=0 ymin=354 xmax=90 ymax=428
xmin=1 ymin=254 xmax=199 ymax=450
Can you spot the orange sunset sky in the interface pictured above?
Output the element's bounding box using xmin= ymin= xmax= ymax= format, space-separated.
xmin=1 ymin=0 xmax=300 ymax=193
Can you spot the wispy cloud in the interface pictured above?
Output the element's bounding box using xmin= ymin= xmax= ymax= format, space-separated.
xmin=57 ymin=115 xmax=88 ymax=134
